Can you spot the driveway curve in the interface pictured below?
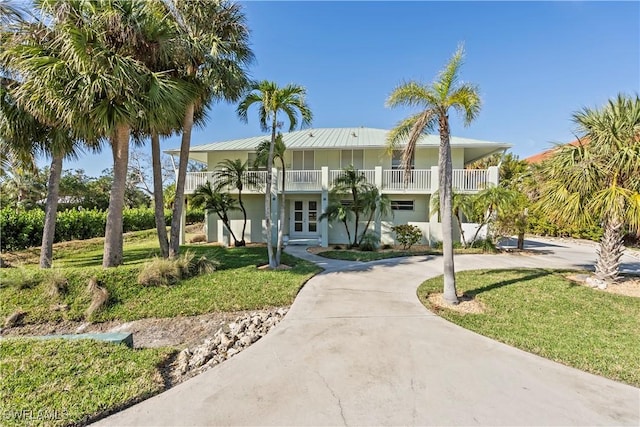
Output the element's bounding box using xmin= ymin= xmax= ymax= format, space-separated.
xmin=98 ymin=238 xmax=640 ymax=426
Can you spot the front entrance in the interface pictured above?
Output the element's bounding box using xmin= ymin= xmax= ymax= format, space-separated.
xmin=290 ymin=199 xmax=319 ymax=238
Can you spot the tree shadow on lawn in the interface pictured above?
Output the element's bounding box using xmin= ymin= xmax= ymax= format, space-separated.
xmin=463 ymin=268 xmax=557 ymax=298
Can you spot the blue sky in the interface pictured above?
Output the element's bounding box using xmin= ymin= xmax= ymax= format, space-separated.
xmin=61 ymin=1 xmax=639 ymax=176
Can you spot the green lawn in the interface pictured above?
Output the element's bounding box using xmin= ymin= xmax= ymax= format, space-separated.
xmin=0 ymin=338 xmax=173 ymax=427
xmin=1 ymin=236 xmax=320 ymax=324
xmin=0 ymin=231 xmax=322 ymax=426
xmin=417 ymin=269 xmax=640 ymax=387
xmin=317 ymin=247 xmax=487 ymax=262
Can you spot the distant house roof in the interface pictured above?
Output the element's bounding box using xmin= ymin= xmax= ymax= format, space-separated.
xmin=166 ymin=127 xmax=512 ymax=164
xmin=524 ymin=139 xmax=589 ymax=164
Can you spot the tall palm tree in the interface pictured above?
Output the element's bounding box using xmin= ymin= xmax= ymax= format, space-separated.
xmin=167 ymin=0 xmax=253 ymax=258
xmin=3 ymin=0 xmax=193 ymax=267
xmin=214 ymin=158 xmax=258 ymax=246
xmin=538 ymin=94 xmax=640 ymax=283
xmin=386 ymin=45 xmax=481 ymax=305
xmin=254 ymin=133 xmax=287 ymax=264
xmin=237 ymin=81 xmax=312 ymax=268
xmin=192 ymin=181 xmax=240 ymax=246
xmin=1 ymin=53 xmax=83 ymax=269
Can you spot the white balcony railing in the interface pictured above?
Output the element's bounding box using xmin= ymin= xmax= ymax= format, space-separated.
xmin=382 ymin=169 xmax=431 ymax=192
xmin=285 ymin=170 xmax=322 ymax=192
xmin=329 ymin=169 xmax=375 ymax=188
xmin=183 ymin=168 xmax=493 ymax=194
xmin=453 ymin=169 xmax=488 ymax=192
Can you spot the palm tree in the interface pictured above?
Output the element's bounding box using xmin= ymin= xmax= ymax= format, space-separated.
xmin=254 ymin=133 xmax=287 ymax=264
xmin=1 ymin=65 xmax=84 ymax=269
xmin=192 ymin=181 xmax=240 ymax=246
xmin=319 ymin=200 xmax=354 ymax=245
xmin=470 ymin=185 xmax=522 ymax=245
xmin=2 ymin=0 xmax=193 ymax=267
xmin=538 ymin=94 xmax=640 ymax=283
xmin=167 ymin=0 xmax=253 ymax=258
xmin=386 ymin=45 xmax=481 ymax=305
xmin=358 ymin=187 xmax=392 ymax=247
xmin=237 ymin=81 xmax=312 ymax=268
xmin=431 ymin=190 xmax=476 ymax=248
xmin=330 ymin=166 xmax=375 ymax=247
xmin=214 ymin=158 xmax=259 ymax=247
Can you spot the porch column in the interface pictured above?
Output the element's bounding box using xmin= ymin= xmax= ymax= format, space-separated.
xmin=320 ymin=166 xmax=329 ymax=247
xmin=487 ymin=166 xmax=499 ymax=187
xmin=374 ymin=166 xmax=383 ymax=238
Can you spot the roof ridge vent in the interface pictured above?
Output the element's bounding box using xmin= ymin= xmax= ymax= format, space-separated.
xmin=309 ymin=132 xmax=313 ymax=137
xmin=351 ymin=132 xmax=357 ymax=137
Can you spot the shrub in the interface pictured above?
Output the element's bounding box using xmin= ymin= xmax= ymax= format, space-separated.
xmin=137 ymin=257 xmax=181 ymax=287
xmin=359 ymin=232 xmax=380 ymax=252
xmin=1 ymin=207 xmax=163 ymax=251
xmin=467 ymin=238 xmax=498 ymax=253
xmin=137 ymin=251 xmax=218 ymax=287
xmin=86 ymin=278 xmax=109 ymax=319
xmin=391 ymin=224 xmax=422 ymax=250
xmin=43 ymin=270 xmax=68 ymax=299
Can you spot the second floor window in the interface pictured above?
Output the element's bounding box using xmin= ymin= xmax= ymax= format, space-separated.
xmin=292 ymin=150 xmax=314 ymax=170
xmin=392 ymin=150 xmax=414 ymax=170
xmin=341 ymin=149 xmax=364 ymax=169
xmin=247 ymin=152 xmax=266 ymax=170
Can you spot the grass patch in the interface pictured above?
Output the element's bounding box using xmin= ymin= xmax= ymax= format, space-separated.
xmin=417 ymin=269 xmax=640 ymax=387
xmin=316 ymin=246 xmax=487 ymax=262
xmin=0 ymin=232 xmax=321 ymax=325
xmin=0 ymin=338 xmax=174 ymax=427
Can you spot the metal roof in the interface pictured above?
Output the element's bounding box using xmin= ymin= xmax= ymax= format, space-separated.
xmin=165 ymin=127 xmax=512 ymax=155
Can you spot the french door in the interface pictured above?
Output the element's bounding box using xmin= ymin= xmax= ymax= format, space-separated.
xmin=290 ymin=200 xmax=319 ymax=237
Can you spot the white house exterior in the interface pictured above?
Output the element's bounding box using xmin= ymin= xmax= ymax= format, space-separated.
xmin=167 ymin=127 xmax=511 ymax=247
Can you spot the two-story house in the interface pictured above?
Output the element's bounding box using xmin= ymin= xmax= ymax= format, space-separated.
xmin=167 ymin=127 xmax=511 ymax=247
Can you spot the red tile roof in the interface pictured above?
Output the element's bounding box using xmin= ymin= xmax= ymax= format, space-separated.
xmin=524 ymin=139 xmax=589 ymax=164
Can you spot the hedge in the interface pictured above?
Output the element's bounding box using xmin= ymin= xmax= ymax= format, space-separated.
xmin=0 ymin=207 xmax=205 ymax=251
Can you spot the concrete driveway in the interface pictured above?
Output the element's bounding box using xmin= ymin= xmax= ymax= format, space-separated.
xmin=97 ymin=238 xmax=640 ymax=426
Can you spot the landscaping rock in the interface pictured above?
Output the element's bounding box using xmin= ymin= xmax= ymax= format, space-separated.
xmin=175 ymin=307 xmax=288 ymax=382
xmin=586 ymin=276 xmax=608 ymax=289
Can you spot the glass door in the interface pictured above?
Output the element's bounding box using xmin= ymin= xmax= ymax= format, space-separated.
xmin=291 ymin=200 xmax=319 ymax=237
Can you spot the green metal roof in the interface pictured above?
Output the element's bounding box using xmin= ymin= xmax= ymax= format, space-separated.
xmin=165 ymin=127 xmax=512 ymax=156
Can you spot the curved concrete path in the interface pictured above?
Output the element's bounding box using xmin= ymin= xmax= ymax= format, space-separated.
xmin=98 ymin=239 xmax=640 ymax=426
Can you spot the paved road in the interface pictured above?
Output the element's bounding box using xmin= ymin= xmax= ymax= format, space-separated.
xmin=98 ymin=239 xmax=640 ymax=426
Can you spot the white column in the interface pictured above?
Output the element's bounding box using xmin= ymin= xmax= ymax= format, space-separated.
xmin=320 ymin=166 xmax=329 ymax=247
xmin=487 ymin=166 xmax=499 ymax=187
xmin=374 ymin=166 xmax=383 ymax=238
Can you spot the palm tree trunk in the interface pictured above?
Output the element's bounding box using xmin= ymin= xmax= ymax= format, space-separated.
xmin=170 ymin=102 xmax=195 ymax=258
xmin=265 ymin=116 xmax=277 ymax=267
xmin=275 ymin=161 xmax=285 ymax=265
xmin=455 ymin=212 xmax=467 ymax=248
xmin=359 ymin=211 xmax=375 ymax=246
xmin=151 ymin=131 xmax=169 ymax=258
xmin=103 ymin=124 xmax=130 ymax=268
xmin=343 ymin=219 xmax=352 ymax=245
xmin=439 ymin=114 xmax=459 ymax=305
xmin=219 ymin=212 xmax=239 ymax=246
xmin=39 ymin=153 xmax=63 ymax=268
xmin=237 ymin=189 xmax=247 ymax=246
xmin=595 ymin=215 xmax=624 ymax=282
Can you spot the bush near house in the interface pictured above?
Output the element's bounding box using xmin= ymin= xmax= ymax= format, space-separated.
xmin=391 ymin=224 xmax=422 ymax=250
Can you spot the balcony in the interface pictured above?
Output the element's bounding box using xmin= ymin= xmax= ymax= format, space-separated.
xmin=183 ymin=167 xmax=497 ymax=195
